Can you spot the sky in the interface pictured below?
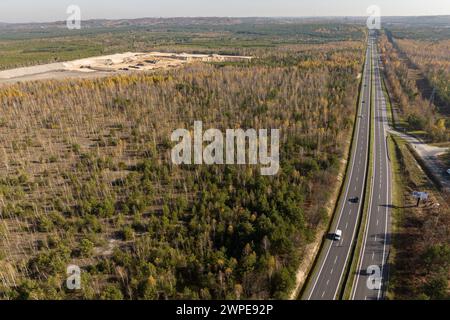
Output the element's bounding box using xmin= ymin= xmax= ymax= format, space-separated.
xmin=0 ymin=0 xmax=449 ymax=23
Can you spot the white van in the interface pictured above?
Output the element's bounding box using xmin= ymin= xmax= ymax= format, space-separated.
xmin=335 ymin=230 xmax=342 ymax=241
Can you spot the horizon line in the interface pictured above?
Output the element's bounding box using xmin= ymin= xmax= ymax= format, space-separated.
xmin=1 ymin=14 xmax=450 ymax=25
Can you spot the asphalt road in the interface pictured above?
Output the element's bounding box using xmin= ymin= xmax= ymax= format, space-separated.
xmin=351 ymin=35 xmax=392 ymax=300
xmin=303 ymin=36 xmax=372 ymax=300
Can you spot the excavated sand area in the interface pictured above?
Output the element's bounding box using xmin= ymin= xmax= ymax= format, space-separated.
xmin=0 ymin=52 xmax=252 ymax=84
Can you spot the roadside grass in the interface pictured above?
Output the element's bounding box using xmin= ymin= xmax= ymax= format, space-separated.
xmin=380 ymin=64 xmax=395 ymax=128
xmin=432 ymin=141 xmax=450 ymax=148
xmin=438 ymin=151 xmax=450 ymax=167
xmin=408 ymin=130 xmax=429 ymax=141
xmin=386 ymin=135 xmax=450 ymax=299
xmin=384 ymin=135 xmax=404 ymax=300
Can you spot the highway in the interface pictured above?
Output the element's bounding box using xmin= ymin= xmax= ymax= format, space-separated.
xmin=303 ymin=36 xmax=373 ymax=300
xmin=351 ymin=34 xmax=392 ymax=300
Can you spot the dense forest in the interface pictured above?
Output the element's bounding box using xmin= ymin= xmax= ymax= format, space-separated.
xmin=0 ymin=29 xmax=365 ymax=299
xmin=0 ymin=21 xmax=364 ymax=70
xmin=381 ymin=27 xmax=450 ymax=300
xmin=379 ymin=30 xmax=450 ymax=142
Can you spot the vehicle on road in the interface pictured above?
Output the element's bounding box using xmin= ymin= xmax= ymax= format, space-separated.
xmin=334 ymin=230 xmax=342 ymax=241
xmin=447 ymin=169 xmax=450 ymax=175
xmin=349 ymin=196 xmax=359 ymax=203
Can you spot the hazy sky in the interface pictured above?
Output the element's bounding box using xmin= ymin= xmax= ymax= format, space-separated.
xmin=1 ymin=0 xmax=449 ymax=23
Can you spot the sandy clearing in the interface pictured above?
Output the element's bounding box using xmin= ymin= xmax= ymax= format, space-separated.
xmin=0 ymin=51 xmax=252 ymax=84
xmin=389 ymin=129 xmax=450 ymax=192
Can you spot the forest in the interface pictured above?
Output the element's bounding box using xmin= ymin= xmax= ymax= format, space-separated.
xmin=379 ymin=29 xmax=450 ymax=143
xmin=0 ymin=21 xmax=363 ymax=70
xmin=380 ymin=26 xmax=450 ymax=300
xmin=0 ymin=24 xmax=365 ymax=299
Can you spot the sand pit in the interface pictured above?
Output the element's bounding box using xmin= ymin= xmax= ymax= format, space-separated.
xmin=0 ymin=52 xmax=252 ymax=84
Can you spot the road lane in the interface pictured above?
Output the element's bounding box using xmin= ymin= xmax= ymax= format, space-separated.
xmin=303 ymin=37 xmax=373 ymax=300
xmin=351 ymin=33 xmax=392 ymax=300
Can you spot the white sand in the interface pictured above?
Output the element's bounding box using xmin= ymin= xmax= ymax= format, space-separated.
xmin=0 ymin=52 xmax=252 ymax=84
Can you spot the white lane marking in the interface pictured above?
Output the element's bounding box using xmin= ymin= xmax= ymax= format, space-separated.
xmin=334 ymin=256 xmax=338 ymax=264
xmin=322 ymin=291 xmax=326 ymax=298
xmin=372 ymin=252 xmax=375 ymax=260
xmin=345 ymin=222 xmax=348 ymax=230
xmin=376 ymin=219 xmax=379 ymax=226
xmin=352 ymin=44 xmax=377 ymax=300
xmin=311 ymin=43 xmax=371 ymax=301
xmin=330 ymin=268 xmax=334 ymax=275
xmin=378 ymin=74 xmax=392 ymax=301
xmin=326 ymin=280 xmax=330 ymax=286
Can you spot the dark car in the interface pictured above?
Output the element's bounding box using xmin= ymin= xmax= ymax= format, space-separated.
xmin=349 ymin=197 xmax=359 ymax=204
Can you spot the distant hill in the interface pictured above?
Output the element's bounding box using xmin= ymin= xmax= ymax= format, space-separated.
xmin=0 ymin=16 xmax=448 ymax=32
xmin=382 ymin=15 xmax=450 ymax=27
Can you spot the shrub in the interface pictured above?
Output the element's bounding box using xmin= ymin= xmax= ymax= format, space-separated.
xmin=79 ymin=239 xmax=95 ymax=258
